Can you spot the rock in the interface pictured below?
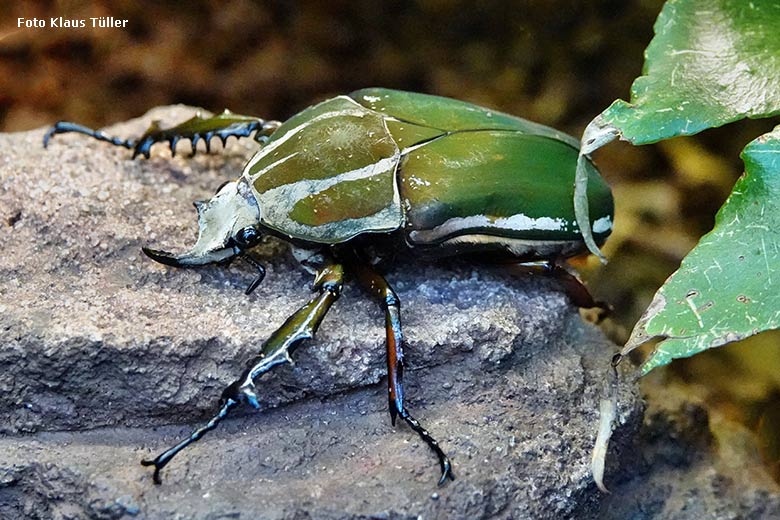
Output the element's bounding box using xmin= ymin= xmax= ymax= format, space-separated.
xmin=599 ymin=376 xmax=780 ymax=519
xmin=0 ymin=107 xmax=640 ymax=519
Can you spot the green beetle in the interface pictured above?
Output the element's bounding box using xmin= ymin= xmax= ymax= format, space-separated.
xmin=44 ymin=88 xmax=613 ymax=486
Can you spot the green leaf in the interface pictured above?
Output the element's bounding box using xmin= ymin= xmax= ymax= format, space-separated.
xmin=575 ymin=0 xmax=780 ymax=259
xmin=603 ymin=0 xmax=780 ymax=144
xmin=588 ymin=0 xmax=780 ymax=490
xmin=622 ymin=126 xmax=780 ymax=373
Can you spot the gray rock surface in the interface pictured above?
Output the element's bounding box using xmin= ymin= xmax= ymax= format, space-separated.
xmin=0 ymin=107 xmax=641 ymax=519
xmin=599 ymin=378 xmax=780 ymax=519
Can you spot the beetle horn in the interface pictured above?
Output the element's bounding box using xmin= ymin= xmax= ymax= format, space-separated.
xmin=141 ymin=246 xmax=234 ymax=267
xmin=142 ymin=180 xmax=262 ymax=267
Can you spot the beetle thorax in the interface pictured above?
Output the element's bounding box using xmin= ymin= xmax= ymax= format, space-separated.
xmin=188 ymin=179 xmax=262 ymax=259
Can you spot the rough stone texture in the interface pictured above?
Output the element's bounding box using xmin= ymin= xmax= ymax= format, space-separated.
xmin=0 ymin=107 xmax=643 ymax=519
xmin=599 ymin=378 xmax=780 ymax=519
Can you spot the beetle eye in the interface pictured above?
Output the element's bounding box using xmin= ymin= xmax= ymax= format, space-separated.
xmin=234 ymin=226 xmax=260 ymax=249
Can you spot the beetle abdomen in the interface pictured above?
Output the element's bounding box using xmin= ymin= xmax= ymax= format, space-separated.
xmin=397 ymin=130 xmax=613 ymax=256
xmin=350 ymin=89 xmax=613 ymax=258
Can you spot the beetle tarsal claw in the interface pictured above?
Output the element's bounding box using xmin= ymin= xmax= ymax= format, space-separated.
xmin=141 ymin=398 xmax=239 ymax=484
xmin=139 ymin=457 xmax=164 ymax=485
xmin=438 ymin=459 xmax=455 ymax=487
xmin=241 ymin=254 xmax=266 ymax=295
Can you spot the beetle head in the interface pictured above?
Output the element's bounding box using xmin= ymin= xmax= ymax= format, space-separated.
xmin=143 ymin=179 xmax=262 ymax=267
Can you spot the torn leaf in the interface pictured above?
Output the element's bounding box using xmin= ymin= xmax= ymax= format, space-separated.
xmin=623 ymin=125 xmax=780 ymax=373
xmin=600 ymin=0 xmax=780 ymax=145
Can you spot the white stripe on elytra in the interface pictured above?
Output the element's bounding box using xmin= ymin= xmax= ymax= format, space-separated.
xmin=244 ymin=97 xmax=368 ymax=176
xmin=257 ymin=155 xmax=401 ymax=240
xmin=412 ymin=214 xmax=568 ymax=242
xmin=247 ymin=152 xmax=299 ymax=179
xmin=260 ymin=156 xmax=398 ymax=209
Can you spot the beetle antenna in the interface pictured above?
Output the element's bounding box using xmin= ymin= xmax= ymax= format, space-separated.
xmin=43 ymin=122 xmax=136 ymax=150
xmin=242 ymin=253 xmax=266 ymax=295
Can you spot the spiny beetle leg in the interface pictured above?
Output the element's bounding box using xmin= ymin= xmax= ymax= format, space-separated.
xmin=141 ymin=262 xmax=344 ymax=484
xmin=43 ymin=110 xmax=281 ymax=159
xmin=350 ymin=253 xmax=455 ymax=486
xmin=132 ymin=110 xmax=282 ymax=159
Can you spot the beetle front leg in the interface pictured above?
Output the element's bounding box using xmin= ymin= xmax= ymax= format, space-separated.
xmin=351 ymin=258 xmax=455 ymax=486
xmin=141 ymin=262 xmax=344 ymax=484
xmin=44 ymin=110 xmax=281 ymax=158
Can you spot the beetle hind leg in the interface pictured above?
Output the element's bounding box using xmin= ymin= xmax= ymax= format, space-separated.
xmin=44 ymin=110 xmax=281 ymax=159
xmin=519 ymin=260 xmax=611 ymax=321
xmin=351 ymin=256 xmax=455 ymax=486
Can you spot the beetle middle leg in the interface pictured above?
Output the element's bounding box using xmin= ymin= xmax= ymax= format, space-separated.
xmin=141 ymin=261 xmax=344 ymax=484
xmin=350 ymin=254 xmax=455 ymax=486
xmin=44 ymin=110 xmax=281 ymax=158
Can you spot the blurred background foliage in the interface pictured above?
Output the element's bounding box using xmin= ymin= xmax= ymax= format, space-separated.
xmin=2 ymin=0 xmax=780 ymax=484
